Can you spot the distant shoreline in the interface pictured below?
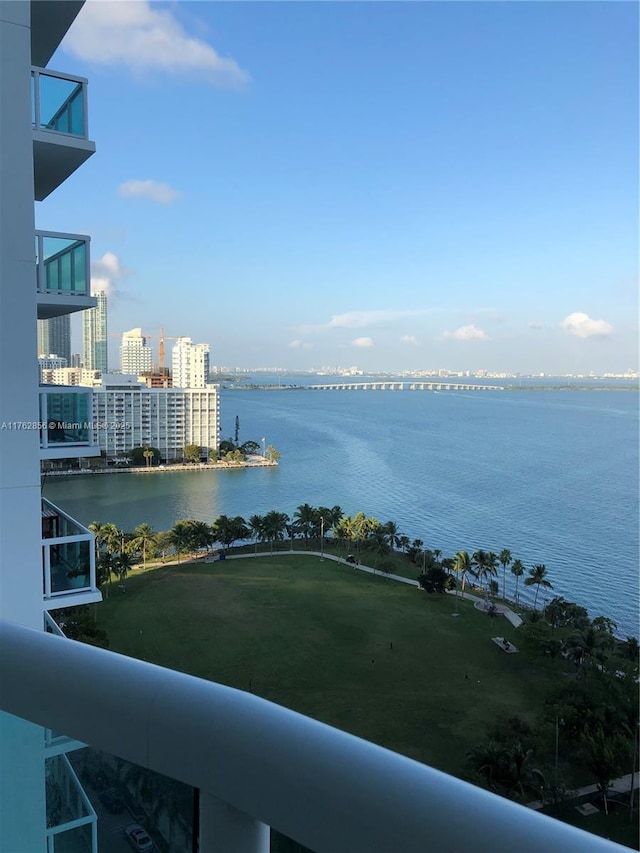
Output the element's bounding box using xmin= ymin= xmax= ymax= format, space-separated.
xmin=225 ymin=383 xmax=638 ymax=392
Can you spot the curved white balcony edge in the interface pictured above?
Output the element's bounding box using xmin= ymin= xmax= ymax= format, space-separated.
xmin=0 ymin=621 xmax=626 ymax=853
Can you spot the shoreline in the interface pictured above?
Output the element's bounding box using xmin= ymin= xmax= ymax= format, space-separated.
xmin=43 ymin=458 xmax=278 ymax=477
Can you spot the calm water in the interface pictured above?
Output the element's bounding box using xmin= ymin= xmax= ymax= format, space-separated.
xmin=44 ymin=383 xmax=639 ymax=637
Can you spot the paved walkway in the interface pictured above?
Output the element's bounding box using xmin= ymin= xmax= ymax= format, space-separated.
xmin=525 ymin=772 xmax=639 ymax=811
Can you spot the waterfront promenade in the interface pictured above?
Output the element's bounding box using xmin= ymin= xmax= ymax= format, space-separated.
xmin=43 ymin=457 xmax=277 ymax=477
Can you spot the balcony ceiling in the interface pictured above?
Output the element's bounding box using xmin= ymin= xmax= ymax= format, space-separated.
xmin=33 ymin=134 xmax=96 ymax=201
xmin=37 ymin=293 xmax=97 ymax=320
xmin=31 ymin=1 xmax=85 ymax=67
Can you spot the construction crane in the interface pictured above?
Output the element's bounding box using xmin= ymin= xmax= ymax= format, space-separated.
xmin=110 ymin=328 xmax=184 ymax=370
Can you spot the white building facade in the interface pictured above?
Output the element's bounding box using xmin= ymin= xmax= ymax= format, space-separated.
xmin=172 ymin=336 xmax=210 ymax=388
xmin=119 ymin=327 xmax=152 ymax=374
xmin=90 ymin=375 xmax=219 ymax=461
xmin=0 ymin=2 xmax=101 ymax=849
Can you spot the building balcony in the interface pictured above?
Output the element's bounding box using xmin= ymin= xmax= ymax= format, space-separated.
xmin=42 ymin=498 xmax=101 ymax=609
xmin=39 ymin=386 xmax=99 ymax=460
xmin=31 ymin=66 xmax=95 ymax=200
xmin=36 ymin=230 xmax=95 ymax=319
xmin=45 ymin=753 xmax=98 ymax=853
xmin=0 ymin=621 xmax=627 ymax=853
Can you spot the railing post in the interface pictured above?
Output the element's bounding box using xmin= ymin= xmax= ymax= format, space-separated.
xmin=199 ymin=791 xmax=269 ymax=853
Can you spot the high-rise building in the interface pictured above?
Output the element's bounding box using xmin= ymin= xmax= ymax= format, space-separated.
xmin=120 ymin=327 xmax=152 ymax=374
xmin=37 ymin=314 xmax=71 ymax=361
xmin=1 ymin=3 xmax=101 ymax=849
xmin=89 ymin=375 xmax=219 ymax=461
xmin=172 ymin=336 xmax=210 ymax=388
xmin=82 ymin=290 xmax=108 ymax=371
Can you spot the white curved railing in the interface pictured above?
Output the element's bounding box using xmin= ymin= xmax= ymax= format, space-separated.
xmin=0 ymin=621 xmax=627 ymax=852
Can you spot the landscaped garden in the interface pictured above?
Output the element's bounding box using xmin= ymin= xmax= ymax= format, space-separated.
xmin=74 ymin=509 xmax=638 ymax=850
xmin=94 ymin=555 xmax=556 ymax=777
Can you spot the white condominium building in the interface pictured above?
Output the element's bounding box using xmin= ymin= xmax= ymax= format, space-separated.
xmin=172 ymin=336 xmax=210 ymax=388
xmin=90 ymin=375 xmax=219 ymax=461
xmin=1 ymin=2 xmax=101 ymax=849
xmin=119 ymin=327 xmax=152 ymax=374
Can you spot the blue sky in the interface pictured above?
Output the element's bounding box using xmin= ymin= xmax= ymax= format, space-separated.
xmin=42 ymin=1 xmax=638 ymax=374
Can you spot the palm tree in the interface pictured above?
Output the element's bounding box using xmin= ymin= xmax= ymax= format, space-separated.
xmin=115 ymin=550 xmax=133 ymax=586
xmin=510 ymin=559 xmax=525 ymax=606
xmin=130 ymin=523 xmax=155 ymax=569
xmin=293 ymin=503 xmax=315 ymax=547
xmin=471 ymin=550 xmax=492 ymax=590
xmin=248 ymin=514 xmax=264 ymax=555
xmin=262 ymin=510 xmax=289 ymax=554
xmin=524 ymin=564 xmax=553 ymax=610
xmin=499 ymin=549 xmax=512 ymax=600
xmin=188 ymin=520 xmax=214 ymax=552
xmin=169 ymin=520 xmax=193 ymax=562
xmin=382 ymin=520 xmax=401 ymax=552
xmin=453 ymin=550 xmax=473 ymax=596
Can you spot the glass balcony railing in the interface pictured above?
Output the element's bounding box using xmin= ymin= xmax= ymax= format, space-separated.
xmin=42 ymin=498 xmax=96 ymax=600
xmin=40 ymin=386 xmax=93 ymax=449
xmin=36 ymin=231 xmax=90 ymax=297
xmin=31 ymin=67 xmax=88 ymax=138
xmin=46 ymin=754 xmax=97 ymax=852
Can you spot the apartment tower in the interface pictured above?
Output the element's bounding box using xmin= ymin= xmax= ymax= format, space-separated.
xmin=82 ymin=289 xmax=108 ymax=371
xmin=119 ymin=327 xmax=152 ymax=374
xmin=0 ymin=2 xmax=101 ymax=848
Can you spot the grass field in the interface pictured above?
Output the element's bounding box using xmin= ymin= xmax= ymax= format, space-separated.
xmin=96 ymin=554 xmax=559 ymax=778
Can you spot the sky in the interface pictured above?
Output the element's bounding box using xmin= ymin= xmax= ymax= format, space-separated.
xmin=41 ymin=0 xmax=638 ymax=375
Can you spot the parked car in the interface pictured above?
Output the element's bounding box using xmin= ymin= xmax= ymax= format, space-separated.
xmin=124 ymin=823 xmax=153 ymax=852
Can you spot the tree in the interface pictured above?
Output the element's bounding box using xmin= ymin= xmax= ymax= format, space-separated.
xmin=294 ymin=504 xmax=316 ymax=547
xmin=498 ymin=549 xmax=512 ymax=600
xmin=248 ymin=514 xmax=265 ymax=555
xmin=130 ymin=523 xmax=156 ymax=570
xmin=183 ymin=444 xmax=202 ymax=464
xmin=234 ymin=415 xmax=240 ymax=446
xmin=418 ymin=565 xmax=449 ymax=594
xmin=212 ymin=515 xmax=248 ymax=552
xmin=383 ymin=520 xmax=401 ymax=551
xmin=262 ymin=510 xmax=289 ymax=554
xmin=169 ymin=521 xmax=194 ymax=562
xmin=265 ymin=445 xmax=281 ymax=463
xmin=580 ymin=726 xmax=627 ymax=814
xmin=239 ymin=440 xmax=260 ymax=456
xmin=510 ymin=559 xmax=525 ymax=606
xmin=524 ymin=564 xmax=553 ymax=610
xmin=114 ymin=550 xmax=133 ymax=586
xmin=129 ymin=446 xmax=161 ymax=466
xmin=453 ymin=550 xmax=473 ymax=595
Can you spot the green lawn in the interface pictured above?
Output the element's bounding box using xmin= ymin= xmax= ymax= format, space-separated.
xmin=97 ymin=555 xmax=558 ymax=778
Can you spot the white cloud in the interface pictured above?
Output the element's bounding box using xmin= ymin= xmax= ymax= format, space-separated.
xmin=401 ymin=335 xmax=419 ymax=346
xmin=561 ymin=312 xmax=613 ymax=339
xmin=118 ymin=179 xmax=181 ymax=204
xmin=63 ymin=1 xmax=249 ymax=87
xmin=91 ymin=251 xmax=126 ymax=299
xmin=528 ymin=322 xmax=544 ymax=330
xmin=352 ymin=337 xmax=374 ymax=348
xmin=329 ymin=310 xmax=427 ymax=329
xmin=288 ymin=340 xmax=312 ymax=351
xmin=442 ymin=324 xmax=489 ymax=342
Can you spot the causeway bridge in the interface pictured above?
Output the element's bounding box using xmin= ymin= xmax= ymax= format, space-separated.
xmin=306 ymin=381 xmax=504 ymax=392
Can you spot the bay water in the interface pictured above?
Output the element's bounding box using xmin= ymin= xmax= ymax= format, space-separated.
xmin=44 ymin=382 xmax=639 ymax=637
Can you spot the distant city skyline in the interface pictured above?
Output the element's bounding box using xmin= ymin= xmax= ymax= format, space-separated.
xmin=49 ymin=1 xmax=637 ymax=374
